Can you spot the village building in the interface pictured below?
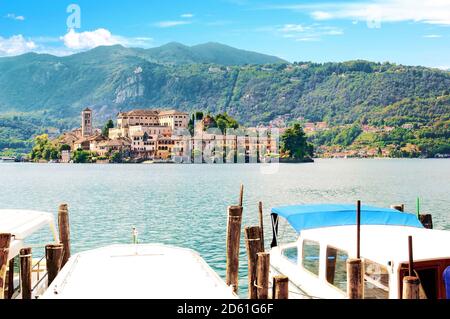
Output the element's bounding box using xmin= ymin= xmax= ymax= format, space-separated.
xmin=57 ymin=107 xmax=279 ymax=163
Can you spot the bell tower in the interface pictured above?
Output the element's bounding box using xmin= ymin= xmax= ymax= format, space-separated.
xmin=81 ymin=108 xmax=93 ymax=137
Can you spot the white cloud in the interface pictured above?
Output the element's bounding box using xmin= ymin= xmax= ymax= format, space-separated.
xmin=311 ymin=11 xmax=333 ymax=20
xmin=0 ymin=35 xmax=36 ymax=56
xmin=62 ymin=28 xmax=119 ymax=50
xmin=423 ymin=34 xmax=442 ymax=38
xmin=154 ymin=20 xmax=192 ymax=28
xmin=181 ymin=13 xmax=194 ymax=18
xmin=61 ymin=28 xmax=153 ymax=50
xmin=273 ymin=0 xmax=450 ymax=26
xmin=5 ymin=13 xmax=25 ymax=21
xmin=276 ymin=24 xmax=343 ymax=41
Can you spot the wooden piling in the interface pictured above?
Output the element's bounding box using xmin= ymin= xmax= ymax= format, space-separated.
xmin=45 ymin=244 xmax=63 ymax=286
xmin=245 ymin=226 xmax=263 ymax=299
xmin=347 ymin=201 xmax=364 ymax=299
xmin=58 ymin=203 xmax=71 ymax=267
xmin=239 ymin=184 xmax=244 ymax=207
xmin=390 ymin=204 xmax=405 ymax=212
xmin=0 ymin=233 xmax=12 ymax=299
xmin=226 ymin=205 xmax=243 ymax=293
xmin=402 ymin=276 xmax=420 ymax=299
xmin=273 ymin=275 xmax=289 ymax=299
xmin=403 ymin=235 xmax=420 ymax=299
xmin=258 ymin=201 xmax=265 ymax=250
xmin=7 ymin=258 xmax=14 ymax=299
xmin=256 ymin=252 xmax=270 ymax=299
xmin=346 ymin=258 xmax=364 ymax=299
xmin=419 ymin=214 xmax=433 ymax=229
xmin=19 ymin=247 xmax=32 ymax=300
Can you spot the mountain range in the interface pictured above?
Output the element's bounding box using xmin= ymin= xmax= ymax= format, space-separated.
xmin=0 ymin=41 xmax=449 ymax=155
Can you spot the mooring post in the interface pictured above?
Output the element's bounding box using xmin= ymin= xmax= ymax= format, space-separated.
xmin=258 ymin=202 xmax=265 ymax=251
xmin=19 ymin=247 xmax=32 ymax=300
xmin=58 ymin=203 xmax=71 ymax=267
xmin=226 ymin=205 xmax=243 ymax=293
xmin=347 ymin=258 xmax=364 ymax=299
xmin=245 ymin=226 xmax=263 ymax=299
xmin=239 ymin=184 xmax=244 ymax=207
xmin=347 ymin=200 xmax=364 ymax=299
xmin=256 ymin=252 xmax=270 ymax=299
xmin=402 ymin=235 xmax=420 ymax=299
xmin=403 ymin=276 xmax=420 ymax=299
xmin=0 ymin=233 xmax=12 ymax=300
xmin=46 ymin=244 xmax=64 ymax=286
xmin=7 ymin=258 xmax=15 ymax=299
xmin=273 ymin=275 xmax=289 ymax=299
xmin=419 ymin=214 xmax=433 ymax=229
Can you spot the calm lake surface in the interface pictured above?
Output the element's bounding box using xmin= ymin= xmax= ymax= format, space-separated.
xmin=1 ymin=159 xmax=449 ymax=296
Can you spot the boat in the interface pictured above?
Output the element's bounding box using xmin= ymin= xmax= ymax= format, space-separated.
xmin=0 ymin=209 xmax=236 ymax=299
xmin=0 ymin=209 xmax=58 ymax=299
xmin=0 ymin=157 xmax=16 ymax=163
xmin=41 ymin=244 xmax=236 ymax=299
xmin=268 ymin=204 xmax=450 ymax=299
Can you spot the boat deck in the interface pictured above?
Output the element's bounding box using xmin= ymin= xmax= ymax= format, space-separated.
xmin=41 ymin=244 xmax=237 ymax=299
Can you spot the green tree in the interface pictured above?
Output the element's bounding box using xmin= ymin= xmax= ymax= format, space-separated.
xmin=30 ymin=134 xmax=60 ymax=161
xmin=72 ymin=149 xmax=90 ymax=163
xmin=214 ymin=113 xmax=239 ymax=133
xmin=281 ymin=124 xmax=314 ymax=159
xmin=102 ymin=119 xmax=114 ymax=137
xmin=110 ymin=151 xmax=123 ymax=163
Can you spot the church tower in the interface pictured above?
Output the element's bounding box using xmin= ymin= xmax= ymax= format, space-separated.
xmin=81 ymin=108 xmax=93 ymax=137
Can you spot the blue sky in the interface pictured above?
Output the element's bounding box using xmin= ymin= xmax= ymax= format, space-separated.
xmin=0 ymin=0 xmax=449 ymax=68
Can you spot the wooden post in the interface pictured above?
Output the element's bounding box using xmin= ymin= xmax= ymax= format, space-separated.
xmin=239 ymin=184 xmax=244 ymax=207
xmin=245 ymin=226 xmax=263 ymax=299
xmin=403 ymin=235 xmax=420 ymax=299
xmin=46 ymin=244 xmax=63 ymax=286
xmin=58 ymin=203 xmax=71 ymax=267
xmin=346 ymin=258 xmax=364 ymax=299
xmin=226 ymin=205 xmax=243 ymax=293
xmin=403 ymin=276 xmax=420 ymax=299
xmin=273 ymin=275 xmax=289 ymax=299
xmin=390 ymin=204 xmax=404 ymax=212
xmin=347 ymin=201 xmax=364 ymax=299
xmin=256 ymin=252 xmax=270 ymax=299
xmin=0 ymin=233 xmax=12 ymax=300
xmin=419 ymin=214 xmax=433 ymax=229
xmin=19 ymin=247 xmax=32 ymax=300
xmin=7 ymin=258 xmax=14 ymax=299
xmin=258 ymin=202 xmax=265 ymax=251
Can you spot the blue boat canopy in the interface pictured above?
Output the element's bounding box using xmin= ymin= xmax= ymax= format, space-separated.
xmin=271 ymin=204 xmax=424 ymax=233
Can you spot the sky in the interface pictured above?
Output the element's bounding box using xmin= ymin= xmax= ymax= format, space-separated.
xmin=0 ymin=0 xmax=449 ymax=69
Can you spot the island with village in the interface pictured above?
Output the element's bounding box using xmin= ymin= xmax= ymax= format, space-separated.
xmin=25 ymin=107 xmax=310 ymax=164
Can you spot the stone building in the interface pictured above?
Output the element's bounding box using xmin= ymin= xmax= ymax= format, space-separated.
xmin=81 ymin=108 xmax=93 ymax=137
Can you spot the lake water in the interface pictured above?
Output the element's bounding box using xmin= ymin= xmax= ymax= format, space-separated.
xmin=1 ymin=159 xmax=449 ymax=297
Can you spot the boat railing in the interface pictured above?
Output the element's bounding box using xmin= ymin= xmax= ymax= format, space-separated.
xmin=31 ymin=256 xmax=48 ymax=293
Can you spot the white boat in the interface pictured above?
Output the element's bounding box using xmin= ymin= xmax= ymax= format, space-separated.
xmin=268 ymin=204 xmax=450 ymax=299
xmin=42 ymin=244 xmax=236 ymax=299
xmin=1 ymin=209 xmax=236 ymax=299
xmin=0 ymin=157 xmax=16 ymax=163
